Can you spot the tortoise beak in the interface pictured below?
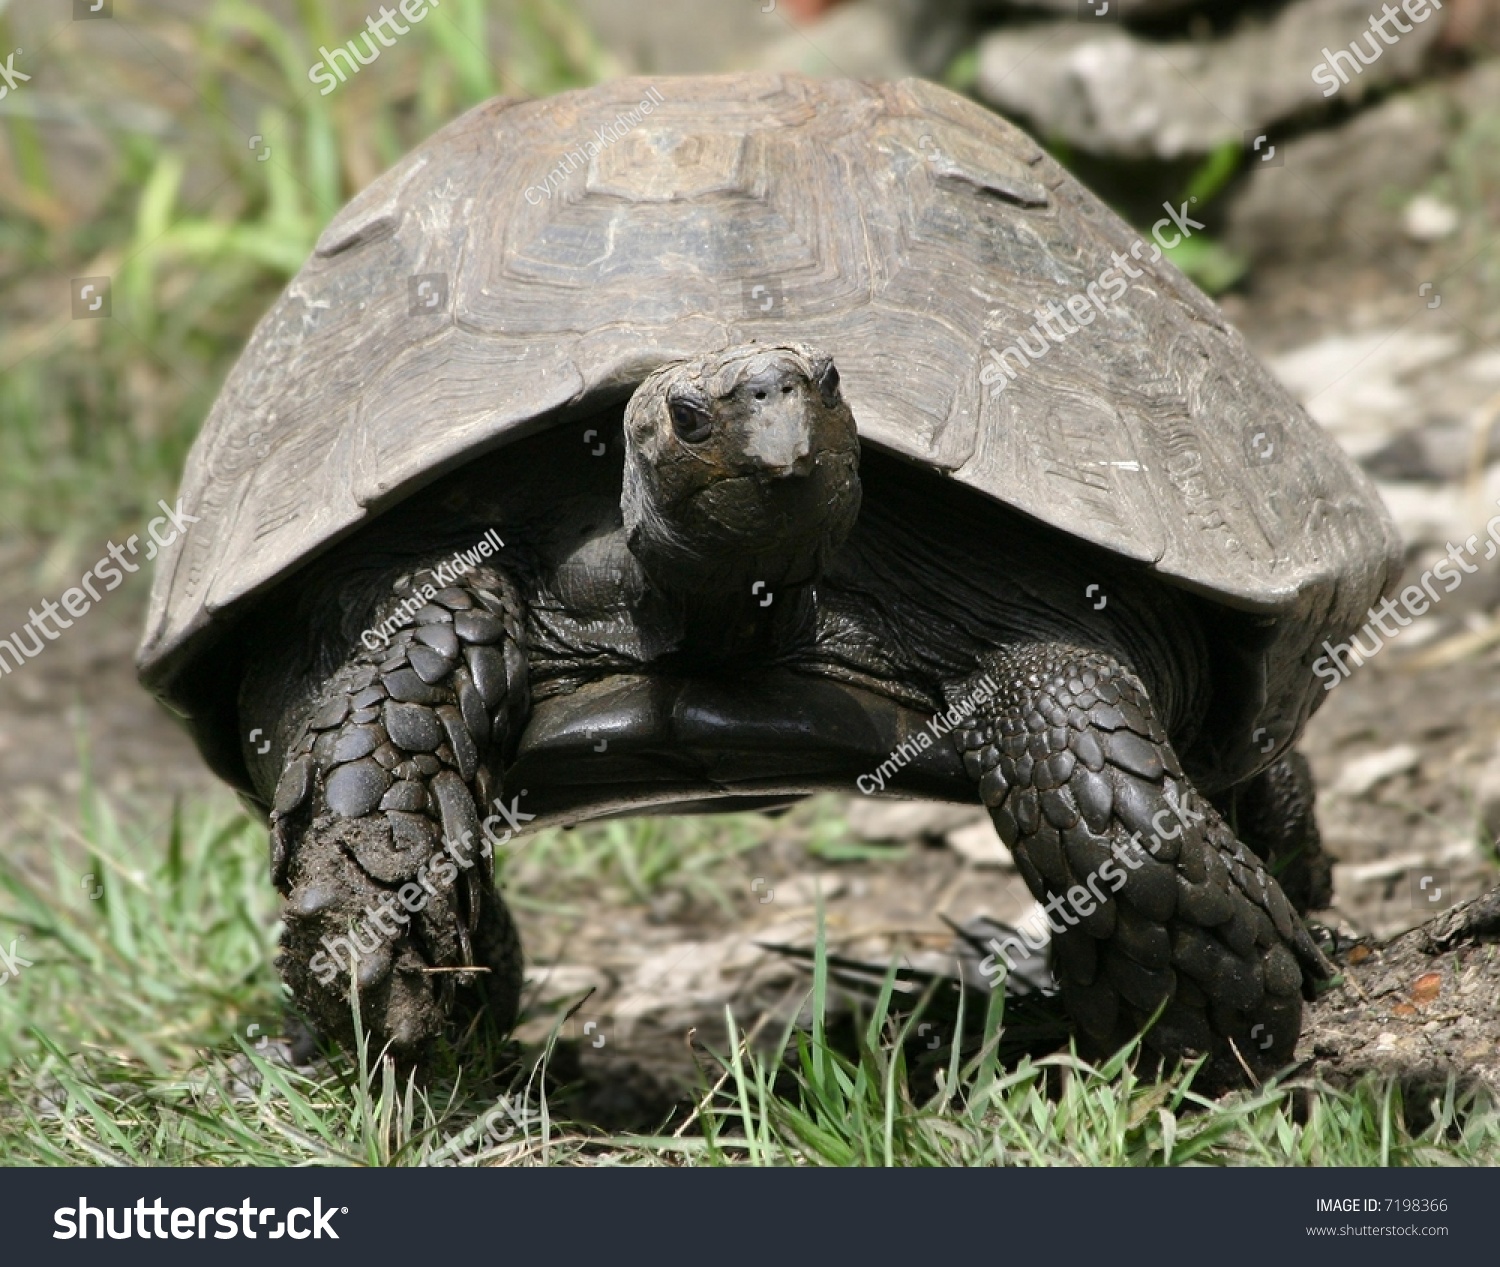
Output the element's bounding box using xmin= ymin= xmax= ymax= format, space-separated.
xmin=737 ymin=363 xmax=816 ymax=478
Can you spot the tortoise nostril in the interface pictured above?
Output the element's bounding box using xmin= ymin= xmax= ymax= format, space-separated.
xmin=742 ymin=362 xmax=808 ymax=403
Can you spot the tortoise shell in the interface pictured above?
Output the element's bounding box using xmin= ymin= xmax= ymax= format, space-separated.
xmin=137 ymin=72 xmax=1399 ymax=767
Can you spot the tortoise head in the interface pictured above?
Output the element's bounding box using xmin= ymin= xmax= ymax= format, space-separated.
xmin=621 ymin=343 xmax=861 ymax=598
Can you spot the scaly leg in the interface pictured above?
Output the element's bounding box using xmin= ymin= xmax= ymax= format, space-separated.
xmin=950 ymin=644 xmax=1332 ymax=1083
xmin=259 ymin=563 xmax=529 ymax=1058
xmin=1212 ymin=752 xmax=1332 ymax=916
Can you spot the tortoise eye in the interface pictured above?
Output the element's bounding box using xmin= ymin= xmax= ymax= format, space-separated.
xmin=669 ymin=398 xmax=713 ymax=444
xmin=815 ymin=361 xmax=841 ymax=404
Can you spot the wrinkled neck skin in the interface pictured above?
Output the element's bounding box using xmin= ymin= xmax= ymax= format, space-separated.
xmin=621 ymin=458 xmax=836 ymax=663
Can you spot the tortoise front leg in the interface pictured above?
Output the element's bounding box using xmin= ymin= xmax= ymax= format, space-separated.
xmin=255 ymin=563 xmax=529 ymax=1059
xmin=1211 ymin=752 xmax=1333 ymax=917
xmin=947 ymin=644 xmax=1332 ymax=1085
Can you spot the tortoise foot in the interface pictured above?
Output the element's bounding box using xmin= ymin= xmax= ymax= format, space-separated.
xmin=275 ymin=817 xmax=521 ymax=1060
xmin=952 ymin=645 xmax=1333 ymax=1087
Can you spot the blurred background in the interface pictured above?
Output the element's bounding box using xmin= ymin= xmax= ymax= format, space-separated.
xmin=1 ymin=0 xmax=1499 ymax=1159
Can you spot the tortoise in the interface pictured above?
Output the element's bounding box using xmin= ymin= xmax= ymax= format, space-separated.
xmin=137 ymin=72 xmax=1401 ymax=1082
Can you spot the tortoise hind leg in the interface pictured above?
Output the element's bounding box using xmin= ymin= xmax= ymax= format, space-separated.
xmin=948 ymin=644 xmax=1332 ymax=1086
xmin=248 ymin=563 xmax=529 ymax=1060
xmin=1211 ymin=752 xmax=1332 ymax=916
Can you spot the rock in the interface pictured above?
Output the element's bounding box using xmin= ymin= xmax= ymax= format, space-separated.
xmin=1404 ymin=193 xmax=1461 ymax=242
xmin=1369 ymin=468 xmax=1500 ymax=555
xmin=525 ymin=963 xmax=611 ymax=1006
xmin=1227 ymin=94 xmax=1443 ymax=273
xmin=1266 ymin=329 xmax=1462 ymax=461
xmin=1361 ymin=416 xmax=1496 ymax=483
xmin=767 ymin=872 xmax=849 ymax=906
xmin=1473 ymin=751 xmax=1500 ymax=841
xmin=1450 ymin=55 xmax=1500 ymax=118
xmin=569 ymin=0 xmax=765 ymax=74
xmin=946 ymin=818 xmax=1015 ymax=867
xmin=1226 ymin=61 xmax=1499 ymax=282
xmin=1332 ymin=744 xmax=1421 ymax=798
xmin=846 ymin=797 xmax=986 ymax=841
xmin=1334 ymin=838 xmax=1473 ymax=886
xmin=1442 ymin=0 xmax=1500 ymax=53
xmin=1383 ymin=612 xmax=1446 ymax=652
xmin=975 ymin=0 xmax=1450 ymax=160
xmin=1465 ymin=350 xmax=1500 ymax=384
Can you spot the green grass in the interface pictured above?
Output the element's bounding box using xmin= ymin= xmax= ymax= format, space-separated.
xmin=1 ymin=783 xmax=1496 ymax=1167
xmin=0 ymin=0 xmax=606 ymax=546
xmin=1425 ymin=103 xmax=1500 ymax=333
xmin=507 ymin=812 xmax=775 ymax=913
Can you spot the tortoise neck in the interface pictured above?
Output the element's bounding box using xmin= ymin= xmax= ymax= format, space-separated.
xmin=659 ymin=576 xmax=819 ymax=665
